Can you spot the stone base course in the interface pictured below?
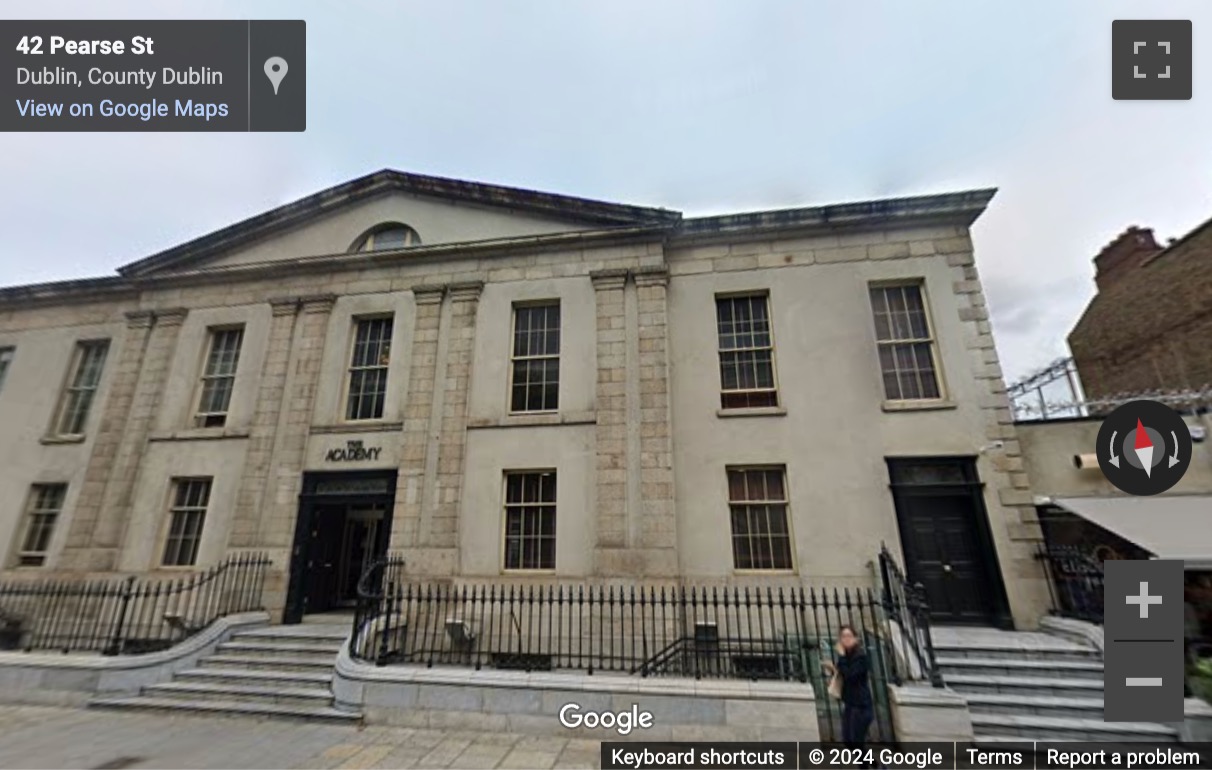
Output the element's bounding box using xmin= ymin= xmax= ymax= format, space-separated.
xmin=886 ymin=683 xmax=975 ymax=742
xmin=334 ymin=640 xmax=820 ymax=742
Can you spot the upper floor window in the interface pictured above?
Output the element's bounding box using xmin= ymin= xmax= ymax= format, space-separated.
xmin=716 ymin=294 xmax=779 ymax=409
xmin=868 ymin=283 xmax=942 ymax=401
xmin=352 ymin=223 xmax=422 ymax=252
xmin=346 ymin=317 xmax=393 ymax=421
xmin=53 ymin=340 xmax=110 ymax=436
xmin=510 ymin=303 xmax=560 ymax=413
xmin=15 ymin=483 xmax=66 ymax=567
xmin=0 ymin=347 xmax=12 ymax=393
xmin=162 ymin=478 xmax=211 ymax=567
xmin=195 ymin=327 xmax=244 ymax=428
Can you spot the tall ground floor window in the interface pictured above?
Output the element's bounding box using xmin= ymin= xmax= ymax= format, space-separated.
xmin=503 ymin=470 xmax=556 ymax=571
xmin=727 ymin=466 xmax=793 ymax=570
xmin=16 ymin=484 xmax=66 ymax=567
xmin=162 ymin=478 xmax=212 ymax=567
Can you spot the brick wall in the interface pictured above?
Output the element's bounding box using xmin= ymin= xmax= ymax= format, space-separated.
xmin=1069 ymin=220 xmax=1212 ymax=397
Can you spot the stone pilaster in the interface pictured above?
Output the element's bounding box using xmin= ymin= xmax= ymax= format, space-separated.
xmin=590 ymin=269 xmax=629 ymax=565
xmin=256 ymin=294 xmax=336 ymax=550
xmin=391 ymin=285 xmax=445 ymax=555
xmin=226 ymin=297 xmax=301 ymax=549
xmin=427 ymin=281 xmax=483 ymax=552
xmin=946 ymin=243 xmax=1050 ymax=628
xmin=75 ymin=308 xmax=188 ymax=571
xmin=99 ymin=306 xmax=188 ymax=555
xmin=59 ymin=309 xmax=158 ymax=571
xmin=632 ymin=267 xmax=679 ymax=575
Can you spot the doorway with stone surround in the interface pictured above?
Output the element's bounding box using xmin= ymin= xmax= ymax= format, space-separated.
xmin=283 ymin=470 xmax=396 ymax=624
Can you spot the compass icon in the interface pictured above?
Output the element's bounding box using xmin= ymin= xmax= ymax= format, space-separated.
xmin=1096 ymin=400 xmax=1193 ymax=495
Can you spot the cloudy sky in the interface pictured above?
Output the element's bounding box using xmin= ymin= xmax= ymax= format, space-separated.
xmin=3 ymin=0 xmax=1210 ymax=383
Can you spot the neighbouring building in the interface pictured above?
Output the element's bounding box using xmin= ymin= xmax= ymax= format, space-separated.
xmin=1069 ymin=219 xmax=1212 ymax=398
xmin=1016 ymin=411 xmax=1212 ymax=643
xmin=1018 ymin=411 xmax=1212 ymax=566
xmin=0 ymin=170 xmax=1050 ymax=628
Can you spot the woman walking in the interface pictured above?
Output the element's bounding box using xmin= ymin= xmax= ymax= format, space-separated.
xmin=825 ymin=625 xmax=874 ymax=750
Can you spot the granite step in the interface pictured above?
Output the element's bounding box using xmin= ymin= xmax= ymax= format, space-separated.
xmin=173 ymin=667 xmax=333 ymax=689
xmin=216 ymin=640 xmax=341 ymax=658
xmin=964 ymin=692 xmax=1106 ymax=721
xmin=198 ymin=654 xmax=337 ymax=673
xmin=235 ymin=625 xmax=350 ymax=642
xmin=932 ymin=643 xmax=1099 ymax=662
xmin=970 ymin=713 xmax=1179 ymax=742
xmin=143 ymin=681 xmax=335 ymax=709
xmin=937 ymin=656 xmax=1104 ymax=681
xmin=89 ymin=695 xmax=361 ymax=723
xmin=229 ymin=632 xmax=347 ymax=650
xmin=945 ymin=673 xmax=1103 ymax=698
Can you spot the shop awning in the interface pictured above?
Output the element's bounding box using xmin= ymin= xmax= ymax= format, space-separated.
xmin=1052 ymin=495 xmax=1212 ymax=568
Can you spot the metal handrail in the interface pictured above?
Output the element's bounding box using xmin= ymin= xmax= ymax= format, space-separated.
xmin=0 ymin=552 xmax=271 ymax=655
xmin=878 ymin=543 xmax=943 ymax=687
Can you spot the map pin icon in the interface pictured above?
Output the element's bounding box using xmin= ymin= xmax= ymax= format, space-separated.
xmin=264 ymin=56 xmax=288 ymax=95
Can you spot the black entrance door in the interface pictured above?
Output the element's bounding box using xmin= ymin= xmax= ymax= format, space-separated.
xmin=887 ymin=458 xmax=1011 ymax=627
xmin=303 ymin=505 xmax=346 ymax=614
xmin=283 ymin=471 xmax=396 ymax=624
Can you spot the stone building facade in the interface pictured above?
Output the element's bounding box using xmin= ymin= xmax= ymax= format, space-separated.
xmin=0 ymin=170 xmax=1050 ymax=628
xmin=1069 ymin=219 xmax=1212 ymax=397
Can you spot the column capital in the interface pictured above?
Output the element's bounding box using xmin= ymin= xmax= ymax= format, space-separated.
xmin=298 ymin=293 xmax=337 ymax=315
xmin=411 ymin=284 xmax=446 ymax=305
xmin=590 ymin=268 xmax=628 ymax=291
xmin=632 ymin=266 xmax=669 ymax=288
xmin=154 ymin=307 xmax=189 ymax=327
xmin=124 ymin=309 xmax=155 ymax=329
xmin=268 ymin=296 xmax=301 ymax=316
xmin=448 ymin=280 xmax=484 ymax=303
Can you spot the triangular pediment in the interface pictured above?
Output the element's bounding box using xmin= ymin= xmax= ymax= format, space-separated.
xmin=118 ymin=169 xmax=681 ymax=277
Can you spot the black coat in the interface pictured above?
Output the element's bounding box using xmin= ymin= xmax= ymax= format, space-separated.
xmin=835 ymin=647 xmax=873 ymax=708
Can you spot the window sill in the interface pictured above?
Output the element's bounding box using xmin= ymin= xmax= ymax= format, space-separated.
xmin=39 ymin=434 xmax=86 ymax=445
xmin=716 ymin=407 xmax=788 ymax=419
xmin=310 ymin=422 xmax=404 ymax=435
xmin=881 ymin=399 xmax=957 ymax=413
xmin=732 ymin=568 xmax=798 ymax=576
xmin=149 ymin=428 xmax=251 ymax=442
xmin=468 ymin=411 xmax=597 ymax=429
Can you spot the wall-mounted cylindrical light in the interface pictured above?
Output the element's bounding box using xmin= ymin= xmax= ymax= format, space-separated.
xmin=1073 ymin=453 xmax=1100 ymax=470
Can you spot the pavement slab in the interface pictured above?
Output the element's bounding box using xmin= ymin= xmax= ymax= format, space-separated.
xmin=0 ymin=705 xmax=600 ymax=769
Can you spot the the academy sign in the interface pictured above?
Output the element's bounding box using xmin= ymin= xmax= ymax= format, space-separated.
xmin=325 ymin=439 xmax=382 ymax=463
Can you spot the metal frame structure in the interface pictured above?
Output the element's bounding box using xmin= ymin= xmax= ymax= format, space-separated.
xmin=1009 ymin=357 xmax=1212 ymax=420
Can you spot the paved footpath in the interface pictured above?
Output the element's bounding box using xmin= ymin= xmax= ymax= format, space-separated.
xmin=0 ymin=706 xmax=601 ymax=770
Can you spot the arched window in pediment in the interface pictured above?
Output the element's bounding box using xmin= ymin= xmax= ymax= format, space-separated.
xmin=352 ymin=222 xmax=422 ymax=252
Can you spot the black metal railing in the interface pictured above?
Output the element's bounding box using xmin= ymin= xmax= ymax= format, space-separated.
xmin=351 ymin=552 xmax=407 ymax=665
xmin=351 ymin=572 xmax=902 ymax=742
xmin=1037 ymin=544 xmax=1104 ymax=624
xmin=0 ymin=552 xmax=271 ymax=655
xmin=877 ymin=544 xmax=943 ymax=688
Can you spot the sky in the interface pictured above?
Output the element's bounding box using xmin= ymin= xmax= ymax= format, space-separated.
xmin=2 ymin=0 xmax=1211 ymax=384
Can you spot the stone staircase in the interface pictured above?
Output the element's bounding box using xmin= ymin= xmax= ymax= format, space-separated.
xmin=933 ymin=627 xmax=1179 ymax=743
xmin=90 ymin=622 xmax=360 ymax=722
